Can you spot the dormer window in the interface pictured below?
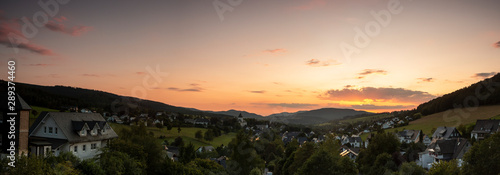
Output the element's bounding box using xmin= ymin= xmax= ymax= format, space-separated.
xmin=80 ymin=130 xmax=86 ymax=136
xmin=91 ymin=128 xmax=97 ymax=136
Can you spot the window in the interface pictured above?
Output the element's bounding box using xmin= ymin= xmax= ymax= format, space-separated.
xmin=91 ymin=128 xmax=97 ymax=135
xmin=91 ymin=143 xmax=97 ymax=150
xmin=83 ymin=145 xmax=86 ymax=151
xmin=80 ymin=130 xmax=86 ymax=136
xmin=55 ymin=128 xmax=58 ymax=134
xmin=44 ymin=126 xmax=47 ymax=133
xmin=48 ymin=127 xmax=53 ymax=134
xmin=74 ymin=146 xmax=78 ymax=152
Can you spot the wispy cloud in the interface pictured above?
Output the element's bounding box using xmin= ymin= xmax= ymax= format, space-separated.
xmin=45 ymin=19 xmax=93 ymax=36
xmin=417 ymin=78 xmax=434 ymax=83
xmin=0 ymin=15 xmax=55 ymax=55
xmin=306 ymin=59 xmax=341 ymax=67
xmin=249 ymin=90 xmax=266 ymax=94
xmin=263 ymin=48 xmax=286 ymax=54
xmin=81 ymin=74 xmax=101 ymax=77
xmin=168 ymin=83 xmax=204 ymax=92
xmin=357 ymin=69 xmax=387 ymax=79
xmin=136 ymin=72 xmax=147 ymax=75
xmin=493 ymin=41 xmax=500 ymax=48
xmin=319 ymin=87 xmax=436 ymax=103
xmin=27 ymin=63 xmax=54 ymax=67
xmin=267 ymin=103 xmax=318 ymax=108
xmin=290 ymin=0 xmax=326 ymax=11
xmin=472 ymin=72 xmax=497 ymax=78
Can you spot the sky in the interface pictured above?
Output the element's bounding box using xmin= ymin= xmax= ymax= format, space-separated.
xmin=1 ymin=0 xmax=499 ymax=116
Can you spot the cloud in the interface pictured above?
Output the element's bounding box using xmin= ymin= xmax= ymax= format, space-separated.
xmin=267 ymin=103 xmax=319 ymax=108
xmin=263 ymin=48 xmax=286 ymax=54
xmin=344 ymin=85 xmax=356 ymax=88
xmin=45 ymin=20 xmax=93 ymax=36
xmin=167 ymin=83 xmax=204 ymax=92
xmin=81 ymin=74 xmax=101 ymax=77
xmin=136 ymin=72 xmax=146 ymax=75
xmin=319 ymin=87 xmax=436 ymax=103
xmin=291 ymin=0 xmax=326 ymax=11
xmin=306 ymin=59 xmax=340 ymax=67
xmin=493 ymin=41 xmax=500 ymax=48
xmin=472 ymin=72 xmax=497 ymax=78
xmin=249 ymin=90 xmax=266 ymax=94
xmin=0 ymin=16 xmax=55 ymax=55
xmin=357 ymin=69 xmax=387 ymax=79
xmin=27 ymin=63 xmax=53 ymax=67
xmin=168 ymin=87 xmax=202 ymax=92
xmin=418 ymin=78 xmax=434 ymax=83
xmin=53 ymin=16 xmax=67 ymax=23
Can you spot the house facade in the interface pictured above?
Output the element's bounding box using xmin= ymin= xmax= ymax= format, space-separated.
xmin=29 ymin=112 xmax=118 ymax=159
xmin=418 ymin=138 xmax=470 ymax=169
xmin=471 ymin=119 xmax=500 ymax=141
xmin=397 ymin=130 xmax=422 ymax=144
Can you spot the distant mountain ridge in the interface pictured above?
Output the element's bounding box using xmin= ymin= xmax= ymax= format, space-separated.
xmin=266 ymin=108 xmax=373 ymax=125
xmin=206 ymin=109 xmax=264 ymax=119
xmin=2 ymin=80 xmax=373 ymax=125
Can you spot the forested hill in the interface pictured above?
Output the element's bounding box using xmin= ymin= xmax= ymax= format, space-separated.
xmin=416 ymin=73 xmax=500 ymax=116
xmin=0 ymin=80 xmax=231 ymax=118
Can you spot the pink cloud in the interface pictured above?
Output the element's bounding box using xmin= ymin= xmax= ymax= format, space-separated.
xmin=54 ymin=16 xmax=67 ymax=23
xmin=136 ymin=72 xmax=147 ymax=75
xmin=45 ymin=21 xmax=93 ymax=36
xmin=27 ymin=63 xmax=54 ymax=67
xmin=263 ymin=48 xmax=286 ymax=53
xmin=0 ymin=15 xmax=54 ymax=55
xmin=291 ymin=0 xmax=326 ymax=11
xmin=493 ymin=41 xmax=500 ymax=48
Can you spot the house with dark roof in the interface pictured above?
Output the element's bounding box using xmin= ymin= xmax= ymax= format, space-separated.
xmin=432 ymin=127 xmax=461 ymax=141
xmin=471 ymin=119 xmax=500 ymax=141
xmin=29 ymin=112 xmax=118 ymax=159
xmin=340 ymin=145 xmax=360 ymax=161
xmin=418 ymin=138 xmax=470 ymax=169
xmin=396 ymin=130 xmax=422 ymax=144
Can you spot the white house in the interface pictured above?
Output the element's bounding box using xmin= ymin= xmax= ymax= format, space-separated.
xmin=417 ymin=138 xmax=470 ymax=169
xmin=29 ymin=112 xmax=118 ymax=160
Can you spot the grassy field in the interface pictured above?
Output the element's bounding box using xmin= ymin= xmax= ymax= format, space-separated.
xmin=109 ymin=123 xmax=236 ymax=149
xmin=360 ymin=105 xmax=500 ymax=140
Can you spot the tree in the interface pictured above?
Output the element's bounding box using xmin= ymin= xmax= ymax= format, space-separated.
xmin=172 ymin=136 xmax=185 ymax=147
xmin=428 ymin=159 xmax=460 ymax=175
xmin=398 ymin=162 xmax=426 ymax=175
xmin=178 ymin=126 xmax=182 ymax=133
xmin=462 ymin=132 xmax=500 ymax=175
xmin=356 ymin=131 xmax=401 ymax=174
xmin=179 ymin=143 xmax=196 ymax=164
xmin=8 ymin=155 xmax=55 ymax=175
xmin=155 ymin=122 xmax=163 ymax=129
xmin=204 ymin=129 xmax=215 ymax=141
xmin=227 ymin=131 xmax=265 ymax=175
xmin=195 ymin=130 xmax=203 ymax=140
xmin=250 ymin=167 xmax=262 ymax=175
xmin=297 ymin=138 xmax=357 ymax=175
xmin=78 ymin=159 xmax=105 ymax=175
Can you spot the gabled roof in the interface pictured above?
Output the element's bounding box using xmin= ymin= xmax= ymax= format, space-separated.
xmin=472 ymin=120 xmax=500 ymax=133
xmin=432 ymin=127 xmax=460 ymax=139
xmin=29 ymin=112 xmax=118 ymax=143
xmin=431 ymin=138 xmax=470 ymax=159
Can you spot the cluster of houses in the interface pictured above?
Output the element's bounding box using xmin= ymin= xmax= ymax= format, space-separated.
xmin=417 ymin=120 xmax=500 ymax=169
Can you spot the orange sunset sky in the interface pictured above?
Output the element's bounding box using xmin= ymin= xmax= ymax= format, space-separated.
xmin=1 ymin=0 xmax=499 ymax=116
